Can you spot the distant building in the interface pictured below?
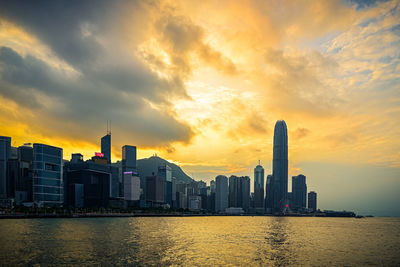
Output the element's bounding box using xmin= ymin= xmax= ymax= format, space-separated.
xmin=0 ymin=136 xmax=11 ymax=199
xmin=146 ymin=175 xmax=165 ymax=206
xmin=101 ymin=133 xmax=111 ymax=164
xmin=200 ymin=186 xmax=210 ymax=210
xmin=7 ymin=145 xmax=33 ymax=204
xmin=254 ymin=162 xmax=265 ymax=209
xmin=225 ymin=207 xmax=244 ymax=215
xmin=265 ymin=174 xmax=274 ymax=213
xmin=272 ymin=120 xmax=288 ymax=212
xmin=229 ymin=175 xmax=250 ymax=211
xmin=210 ymin=180 xmax=216 ymax=193
xmin=176 ymin=191 xmax=187 ymax=209
xmin=33 ymin=143 xmax=63 ymax=207
xmin=158 ymin=165 xmax=174 ymax=206
xmin=64 ymin=159 xmax=113 ymax=208
xmin=188 ymin=195 xmax=202 ymax=210
xmin=124 ymin=171 xmax=141 ymax=202
xmin=292 ymin=174 xmax=307 ymax=210
xmin=122 ymin=145 xmax=136 ymax=172
xmin=215 ymin=175 xmax=228 ymax=212
xmin=308 ymin=191 xmax=317 ymax=212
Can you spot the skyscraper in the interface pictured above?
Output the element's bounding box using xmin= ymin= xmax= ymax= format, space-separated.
xmin=272 ymin=120 xmax=288 ymax=212
xmin=265 ymin=174 xmax=274 ymax=213
xmin=241 ymin=176 xmax=251 ymax=212
xmin=122 ymin=145 xmax=136 ymax=172
xmin=33 ymin=143 xmax=63 ymax=207
xmin=254 ymin=162 xmax=264 ymax=209
xmin=229 ymin=175 xmax=239 ymax=207
xmin=308 ymin=191 xmax=317 ymax=212
xmin=292 ymin=174 xmax=307 ymax=210
xmin=0 ymin=136 xmax=11 ymax=199
xmin=158 ymin=165 xmax=173 ymax=206
xmin=215 ymin=175 xmax=228 ymax=212
xmin=101 ymin=134 xmax=111 ymax=164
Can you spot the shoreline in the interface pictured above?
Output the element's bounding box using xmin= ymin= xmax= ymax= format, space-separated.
xmin=0 ymin=213 xmax=368 ymax=219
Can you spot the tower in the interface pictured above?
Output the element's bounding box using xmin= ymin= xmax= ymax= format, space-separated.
xmin=101 ymin=121 xmax=111 ymax=164
xmin=254 ymin=161 xmax=264 ymax=209
xmin=272 ymin=120 xmax=288 ymax=212
xmin=292 ymin=174 xmax=307 ymax=210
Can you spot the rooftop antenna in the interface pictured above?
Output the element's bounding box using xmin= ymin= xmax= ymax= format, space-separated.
xmin=106 ymin=120 xmax=111 ymax=135
xmin=258 ymin=160 xmax=260 ymax=165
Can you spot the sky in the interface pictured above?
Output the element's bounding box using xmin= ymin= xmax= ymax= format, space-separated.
xmin=0 ymin=0 xmax=399 ymax=216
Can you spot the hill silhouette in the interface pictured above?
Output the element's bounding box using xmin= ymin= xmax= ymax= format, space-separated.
xmin=137 ymin=155 xmax=193 ymax=183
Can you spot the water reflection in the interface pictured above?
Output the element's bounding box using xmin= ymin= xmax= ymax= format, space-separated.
xmin=0 ymin=217 xmax=399 ymax=266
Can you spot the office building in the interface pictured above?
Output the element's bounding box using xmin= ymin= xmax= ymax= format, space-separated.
xmin=228 ymin=175 xmax=250 ymax=212
xmin=124 ymin=171 xmax=141 ymax=202
xmin=265 ymin=174 xmax=274 ymax=213
xmin=101 ymin=133 xmax=111 ymax=164
xmin=188 ymin=195 xmax=202 ymax=210
xmin=146 ymin=175 xmax=165 ymax=206
xmin=210 ymin=180 xmax=216 ymax=193
xmin=229 ymin=175 xmax=239 ymax=208
xmin=215 ymin=175 xmax=228 ymax=212
xmin=308 ymin=191 xmax=317 ymax=212
xmin=272 ymin=120 xmax=288 ymax=212
xmin=7 ymin=145 xmax=33 ymax=204
xmin=254 ymin=162 xmax=264 ymax=209
xmin=0 ymin=136 xmax=11 ymax=199
xmin=64 ymin=157 xmax=113 ymax=208
xmin=292 ymin=174 xmax=307 ymax=210
xmin=158 ymin=165 xmax=173 ymax=206
xmin=122 ymin=145 xmax=136 ymax=172
xmin=32 ymin=143 xmax=63 ymax=207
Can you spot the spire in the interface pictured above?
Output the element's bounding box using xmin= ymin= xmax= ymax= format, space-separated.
xmin=106 ymin=120 xmax=111 ymax=135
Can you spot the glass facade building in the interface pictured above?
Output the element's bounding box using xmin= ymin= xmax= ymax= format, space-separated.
xmin=254 ymin=163 xmax=264 ymax=209
xmin=272 ymin=120 xmax=288 ymax=212
xmin=101 ymin=134 xmax=111 ymax=164
xmin=0 ymin=136 xmax=11 ymax=199
xmin=33 ymin=144 xmax=63 ymax=206
xmin=122 ymin=145 xmax=137 ymax=172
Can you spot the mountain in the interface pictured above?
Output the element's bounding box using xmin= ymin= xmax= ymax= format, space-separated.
xmin=136 ymin=155 xmax=193 ymax=183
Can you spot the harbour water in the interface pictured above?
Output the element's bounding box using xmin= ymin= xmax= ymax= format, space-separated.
xmin=0 ymin=216 xmax=399 ymax=266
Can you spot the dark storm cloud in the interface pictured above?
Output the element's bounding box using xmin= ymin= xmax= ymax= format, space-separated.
xmin=0 ymin=1 xmax=194 ymax=147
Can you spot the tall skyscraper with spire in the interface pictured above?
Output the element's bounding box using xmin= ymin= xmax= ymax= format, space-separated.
xmin=254 ymin=161 xmax=264 ymax=209
xmin=101 ymin=121 xmax=111 ymax=164
xmin=272 ymin=120 xmax=288 ymax=212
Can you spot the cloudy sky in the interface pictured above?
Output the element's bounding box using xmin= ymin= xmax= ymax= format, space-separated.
xmin=0 ymin=0 xmax=399 ymax=215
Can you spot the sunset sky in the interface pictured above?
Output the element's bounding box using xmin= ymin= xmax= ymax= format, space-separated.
xmin=0 ymin=0 xmax=399 ymax=215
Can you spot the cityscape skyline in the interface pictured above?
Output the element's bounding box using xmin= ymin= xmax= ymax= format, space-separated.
xmin=0 ymin=1 xmax=399 ymax=216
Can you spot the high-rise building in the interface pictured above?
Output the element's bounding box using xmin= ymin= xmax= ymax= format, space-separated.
xmin=7 ymin=145 xmax=34 ymax=204
xmin=215 ymin=175 xmax=228 ymax=212
xmin=254 ymin=162 xmax=264 ymax=209
xmin=210 ymin=180 xmax=216 ymax=193
xmin=146 ymin=175 xmax=165 ymax=205
xmin=32 ymin=143 xmax=63 ymax=207
xmin=0 ymin=136 xmax=11 ymax=199
xmin=241 ymin=176 xmax=250 ymax=212
xmin=101 ymin=134 xmax=111 ymax=164
xmin=265 ymin=174 xmax=274 ymax=213
xmin=308 ymin=191 xmax=317 ymax=212
xmin=158 ymin=165 xmax=173 ymax=206
xmin=229 ymin=175 xmax=239 ymax=207
xmin=122 ymin=145 xmax=136 ymax=172
xmin=124 ymin=171 xmax=141 ymax=202
xmin=292 ymin=174 xmax=307 ymax=210
xmin=228 ymin=175 xmax=250 ymax=211
xmin=64 ymin=159 xmax=112 ymax=208
xmin=272 ymin=120 xmax=288 ymax=212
